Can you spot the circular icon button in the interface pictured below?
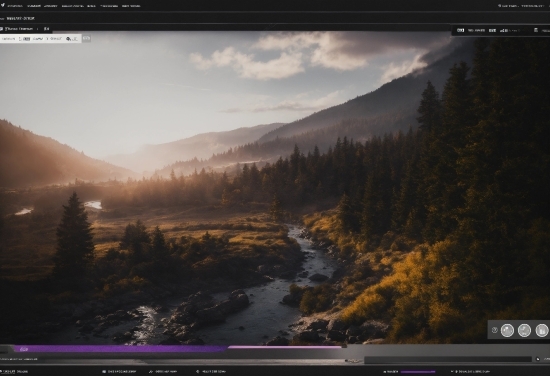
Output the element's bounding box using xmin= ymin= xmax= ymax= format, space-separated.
xmin=501 ymin=324 xmax=514 ymax=337
xmin=535 ymin=324 xmax=548 ymax=337
xmin=518 ymin=324 xmax=531 ymax=337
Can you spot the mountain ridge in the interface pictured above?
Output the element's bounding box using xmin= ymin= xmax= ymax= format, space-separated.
xmin=0 ymin=119 xmax=136 ymax=188
xmin=105 ymin=122 xmax=284 ymax=172
xmin=258 ymin=39 xmax=474 ymax=143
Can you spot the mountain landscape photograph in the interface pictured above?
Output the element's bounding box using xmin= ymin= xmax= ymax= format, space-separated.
xmin=0 ymin=32 xmax=548 ymax=346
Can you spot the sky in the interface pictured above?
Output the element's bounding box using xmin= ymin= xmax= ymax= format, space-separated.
xmin=0 ymin=31 xmax=452 ymax=159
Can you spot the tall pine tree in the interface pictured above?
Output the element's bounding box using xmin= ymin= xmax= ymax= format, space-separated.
xmin=53 ymin=192 xmax=95 ymax=284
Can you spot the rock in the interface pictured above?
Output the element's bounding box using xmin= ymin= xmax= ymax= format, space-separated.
xmin=173 ymin=328 xmax=193 ymax=342
xmin=345 ymin=325 xmax=361 ymax=337
xmin=238 ymin=326 xmax=245 ymax=331
xmin=266 ymin=336 xmax=290 ymax=346
xmin=176 ymin=292 xmax=215 ymax=315
xmin=278 ymin=270 xmax=295 ymax=279
xmin=297 ymin=271 xmax=309 ymax=278
xmin=257 ymin=265 xmax=271 ymax=274
xmin=170 ymin=311 xmax=195 ymax=325
xmin=327 ymin=318 xmax=347 ymax=332
xmin=327 ymin=330 xmax=347 ymax=342
xmin=307 ymin=319 xmax=329 ymax=331
xmin=195 ymin=292 xmax=249 ymax=325
xmin=282 ymin=294 xmax=299 ymax=306
xmin=293 ymin=330 xmax=320 ymax=343
xmin=359 ymin=320 xmax=389 ymax=339
xmin=195 ymin=307 xmax=225 ymax=325
xmin=308 ymin=273 xmax=329 ymax=282
xmin=278 ymin=330 xmax=289 ymax=336
xmin=230 ymin=289 xmax=246 ymax=298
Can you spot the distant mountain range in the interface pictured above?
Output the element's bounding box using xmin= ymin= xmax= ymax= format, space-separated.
xmin=0 ymin=120 xmax=136 ymax=188
xmin=105 ymin=122 xmax=284 ymax=173
xmin=159 ymin=39 xmax=475 ymax=176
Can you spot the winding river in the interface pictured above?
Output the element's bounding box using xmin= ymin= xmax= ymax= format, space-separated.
xmin=52 ymin=225 xmax=337 ymax=345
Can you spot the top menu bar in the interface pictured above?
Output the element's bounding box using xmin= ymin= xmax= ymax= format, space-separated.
xmin=0 ymin=1 xmax=549 ymax=12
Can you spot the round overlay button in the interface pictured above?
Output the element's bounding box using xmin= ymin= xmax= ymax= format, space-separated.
xmin=518 ymin=324 xmax=531 ymax=337
xmin=535 ymin=324 xmax=548 ymax=337
xmin=501 ymin=324 xmax=514 ymax=337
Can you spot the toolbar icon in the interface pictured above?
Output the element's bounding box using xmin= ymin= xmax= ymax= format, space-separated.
xmin=536 ymin=324 xmax=548 ymax=337
xmin=501 ymin=323 xmax=514 ymax=337
xmin=518 ymin=324 xmax=531 ymax=337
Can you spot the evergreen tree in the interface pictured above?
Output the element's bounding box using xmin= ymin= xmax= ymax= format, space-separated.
xmin=337 ymin=193 xmax=359 ymax=233
xmin=120 ymin=220 xmax=150 ymax=263
xmin=416 ymin=80 xmax=441 ymax=133
xmin=269 ymin=194 xmax=283 ymax=222
xmin=151 ymin=226 xmax=169 ymax=260
xmin=422 ymin=63 xmax=472 ymax=242
xmin=53 ymin=192 xmax=95 ymax=283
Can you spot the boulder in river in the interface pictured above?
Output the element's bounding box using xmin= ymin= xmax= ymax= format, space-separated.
xmin=278 ymin=270 xmax=295 ymax=279
xmin=326 ymin=330 xmax=347 ymax=342
xmin=266 ymin=336 xmax=290 ymax=346
xmin=171 ymin=290 xmax=250 ymax=328
xmin=257 ymin=265 xmax=271 ymax=274
xmin=327 ymin=318 xmax=347 ymax=332
xmin=293 ymin=330 xmax=320 ymax=343
xmin=308 ymin=273 xmax=329 ymax=282
xmin=345 ymin=325 xmax=361 ymax=337
xmin=358 ymin=320 xmax=390 ymax=340
xmin=307 ymin=319 xmax=329 ymax=331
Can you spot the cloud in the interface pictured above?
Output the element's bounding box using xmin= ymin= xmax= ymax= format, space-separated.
xmin=190 ymin=47 xmax=304 ymax=80
xmin=220 ymin=90 xmax=343 ymax=113
xmin=190 ymin=32 xmax=452 ymax=80
xmin=379 ymin=53 xmax=427 ymax=84
xmin=254 ymin=31 xmax=451 ymax=71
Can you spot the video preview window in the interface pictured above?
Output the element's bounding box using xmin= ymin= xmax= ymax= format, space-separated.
xmin=0 ymin=32 xmax=548 ymax=346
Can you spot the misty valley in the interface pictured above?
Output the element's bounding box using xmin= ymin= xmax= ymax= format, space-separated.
xmin=0 ymin=37 xmax=549 ymax=346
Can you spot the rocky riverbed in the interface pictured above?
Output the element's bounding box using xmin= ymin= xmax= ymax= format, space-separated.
xmin=45 ymin=224 xmax=388 ymax=346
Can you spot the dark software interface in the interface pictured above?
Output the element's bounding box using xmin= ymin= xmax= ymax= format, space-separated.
xmin=0 ymin=1 xmax=549 ymax=375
